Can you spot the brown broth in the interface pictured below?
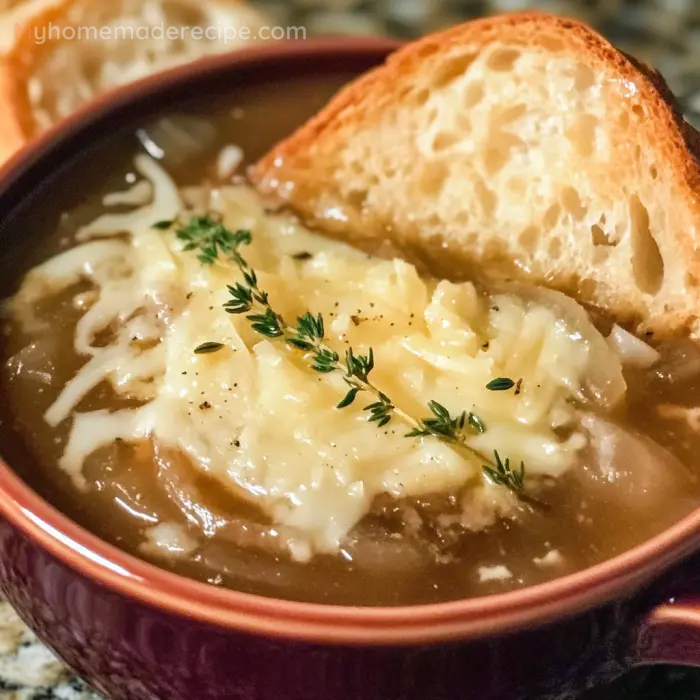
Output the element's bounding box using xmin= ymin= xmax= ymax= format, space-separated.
xmin=2 ymin=74 xmax=700 ymax=606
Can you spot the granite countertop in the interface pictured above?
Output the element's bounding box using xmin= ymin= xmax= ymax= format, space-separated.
xmin=255 ymin=0 xmax=700 ymax=124
xmin=4 ymin=1 xmax=700 ymax=698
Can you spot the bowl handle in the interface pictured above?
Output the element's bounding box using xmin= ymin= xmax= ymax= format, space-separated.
xmin=635 ymin=601 xmax=700 ymax=665
xmin=633 ymin=561 xmax=700 ymax=666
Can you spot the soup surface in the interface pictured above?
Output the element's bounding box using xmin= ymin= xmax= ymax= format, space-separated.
xmin=3 ymin=75 xmax=700 ymax=607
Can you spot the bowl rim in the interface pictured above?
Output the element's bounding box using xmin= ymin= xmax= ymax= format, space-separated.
xmin=0 ymin=35 xmax=697 ymax=646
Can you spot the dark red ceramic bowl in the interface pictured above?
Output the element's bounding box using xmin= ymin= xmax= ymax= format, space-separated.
xmin=1 ymin=38 xmax=700 ymax=700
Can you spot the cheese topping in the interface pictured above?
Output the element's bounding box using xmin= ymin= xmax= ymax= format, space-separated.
xmin=9 ymin=156 xmax=627 ymax=559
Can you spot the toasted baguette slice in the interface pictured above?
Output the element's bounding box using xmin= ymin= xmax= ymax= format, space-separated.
xmin=0 ymin=0 xmax=61 ymax=53
xmin=0 ymin=0 xmax=268 ymax=160
xmin=252 ymin=12 xmax=700 ymax=337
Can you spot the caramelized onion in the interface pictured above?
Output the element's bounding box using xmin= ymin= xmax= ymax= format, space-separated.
xmin=151 ymin=443 xmax=297 ymax=557
xmin=652 ymin=338 xmax=700 ymax=386
xmin=578 ymin=414 xmax=695 ymax=509
xmin=607 ymin=324 xmax=660 ymax=369
xmin=6 ymin=340 xmax=57 ymax=386
xmin=136 ymin=115 xmax=219 ymax=169
xmin=342 ymin=530 xmax=427 ymax=574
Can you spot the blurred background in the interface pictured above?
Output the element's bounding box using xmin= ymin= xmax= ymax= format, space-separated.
xmin=250 ymin=0 xmax=700 ymax=126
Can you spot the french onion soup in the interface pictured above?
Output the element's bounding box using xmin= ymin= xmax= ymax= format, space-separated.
xmin=3 ymin=88 xmax=700 ymax=607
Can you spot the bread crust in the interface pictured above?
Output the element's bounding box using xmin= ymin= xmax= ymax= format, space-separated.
xmin=0 ymin=0 xmax=266 ymax=161
xmin=0 ymin=0 xmax=73 ymax=158
xmin=252 ymin=12 xmax=700 ymax=336
xmin=0 ymin=58 xmax=29 ymax=160
xmin=255 ymin=12 xmax=700 ymax=194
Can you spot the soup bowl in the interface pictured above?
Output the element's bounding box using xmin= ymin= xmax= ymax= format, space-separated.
xmin=1 ymin=37 xmax=700 ymax=700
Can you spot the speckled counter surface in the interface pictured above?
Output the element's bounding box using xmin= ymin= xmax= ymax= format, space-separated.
xmin=253 ymin=0 xmax=700 ymax=124
xmin=4 ymin=1 xmax=700 ymax=698
xmin=0 ymin=599 xmax=100 ymax=698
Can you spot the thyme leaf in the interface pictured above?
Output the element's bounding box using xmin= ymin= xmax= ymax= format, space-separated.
xmin=174 ymin=214 xmax=251 ymax=265
xmin=337 ymin=387 xmax=361 ymax=409
xmin=486 ymin=377 xmax=516 ymax=391
xmin=246 ymin=308 xmax=283 ymax=338
xmin=172 ymin=214 xmax=542 ymax=506
xmin=468 ymin=413 xmax=486 ymax=434
xmin=194 ymin=341 xmax=225 ymax=354
xmin=152 ymin=219 xmax=174 ymax=230
xmin=405 ymin=400 xmax=467 ymax=439
xmin=483 ymin=450 xmax=527 ymax=496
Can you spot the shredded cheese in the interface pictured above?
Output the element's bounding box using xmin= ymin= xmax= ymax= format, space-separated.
xmin=9 ymin=156 xmax=626 ymax=561
xmin=478 ymin=565 xmax=513 ymax=582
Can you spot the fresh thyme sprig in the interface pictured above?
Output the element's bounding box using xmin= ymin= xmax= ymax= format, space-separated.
xmin=484 ymin=450 xmax=525 ymax=492
xmin=482 ymin=450 xmax=543 ymax=508
xmin=406 ymin=402 xmax=538 ymax=505
xmin=166 ymin=215 xmax=399 ymax=428
xmin=160 ymin=214 xmax=541 ymax=505
xmin=170 ymin=215 xmax=252 ymax=265
xmin=407 ymin=400 xmax=485 ymax=439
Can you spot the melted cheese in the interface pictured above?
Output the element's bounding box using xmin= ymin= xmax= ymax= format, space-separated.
xmin=10 ymin=156 xmax=627 ymax=560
